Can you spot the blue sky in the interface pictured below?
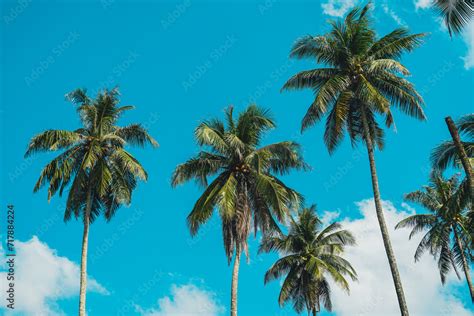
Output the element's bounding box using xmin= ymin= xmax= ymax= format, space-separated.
xmin=1 ymin=0 xmax=473 ymax=315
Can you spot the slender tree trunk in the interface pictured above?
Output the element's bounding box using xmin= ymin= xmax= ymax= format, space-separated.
xmin=79 ymin=187 xmax=92 ymax=316
xmin=230 ymin=245 xmax=241 ymax=316
xmin=312 ymin=308 xmax=317 ymax=316
xmin=361 ymin=111 xmax=410 ymax=316
xmin=445 ymin=116 xmax=474 ymax=197
xmin=453 ymin=227 xmax=474 ymax=302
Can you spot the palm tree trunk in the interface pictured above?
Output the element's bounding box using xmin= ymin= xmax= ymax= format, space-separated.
xmin=230 ymin=244 xmax=241 ymax=316
xmin=361 ymin=111 xmax=409 ymax=316
xmin=453 ymin=227 xmax=474 ymax=302
xmin=79 ymin=187 xmax=92 ymax=316
xmin=445 ymin=116 xmax=474 ymax=197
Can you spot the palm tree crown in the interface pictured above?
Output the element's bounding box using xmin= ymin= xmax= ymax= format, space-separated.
xmin=282 ymin=4 xmax=426 ymax=153
xmin=172 ymin=105 xmax=308 ymax=261
xmin=25 ymin=88 xmax=158 ymax=222
xmin=260 ymin=205 xmax=357 ymax=315
xmin=396 ymin=172 xmax=471 ymax=284
xmin=432 ymin=114 xmax=474 ymax=171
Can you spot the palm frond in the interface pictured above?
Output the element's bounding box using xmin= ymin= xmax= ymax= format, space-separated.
xmin=25 ymin=130 xmax=83 ymax=157
xmin=434 ymin=0 xmax=473 ymax=36
xmin=172 ymin=152 xmax=227 ymax=187
xmin=114 ymin=124 xmax=158 ymax=147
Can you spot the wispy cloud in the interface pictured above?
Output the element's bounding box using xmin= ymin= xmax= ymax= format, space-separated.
xmin=135 ymin=283 xmax=225 ymax=316
xmin=414 ymin=0 xmax=432 ymax=10
xmin=462 ymin=21 xmax=474 ymax=69
xmin=319 ymin=209 xmax=341 ymax=226
xmin=321 ymin=0 xmax=358 ymax=17
xmin=326 ymin=199 xmax=473 ymax=315
xmin=382 ymin=4 xmax=406 ymax=26
xmin=0 ymin=236 xmax=108 ymax=315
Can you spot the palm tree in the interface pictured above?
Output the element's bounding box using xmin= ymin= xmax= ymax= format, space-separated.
xmin=432 ymin=0 xmax=473 ymax=36
xmin=25 ymin=88 xmax=158 ymax=316
xmin=432 ymin=114 xmax=473 ymax=198
xmin=281 ymin=4 xmax=426 ymax=315
xmin=396 ymin=171 xmax=473 ymax=302
xmin=433 ymin=115 xmax=474 ymax=255
xmin=172 ymin=105 xmax=308 ymax=316
xmin=259 ymin=205 xmax=357 ymax=316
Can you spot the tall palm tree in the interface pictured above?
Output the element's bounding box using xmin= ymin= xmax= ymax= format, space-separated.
xmin=172 ymin=105 xmax=308 ymax=316
xmin=25 ymin=88 xmax=158 ymax=316
xmin=396 ymin=171 xmax=473 ymax=302
xmin=432 ymin=114 xmax=474 ymax=198
xmin=281 ymin=4 xmax=426 ymax=315
xmin=259 ymin=205 xmax=357 ymax=316
xmin=432 ymin=0 xmax=473 ymax=36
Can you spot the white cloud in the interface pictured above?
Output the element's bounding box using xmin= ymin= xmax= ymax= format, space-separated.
xmin=462 ymin=21 xmax=474 ymax=69
xmin=136 ymin=283 xmax=225 ymax=316
xmin=321 ymin=0 xmax=358 ymax=17
xmin=414 ymin=0 xmax=432 ymax=10
xmin=329 ymin=199 xmax=473 ymax=316
xmin=0 ymin=236 xmax=108 ymax=316
xmin=320 ymin=209 xmax=341 ymax=226
xmin=435 ymin=16 xmax=449 ymax=32
xmin=382 ymin=4 xmax=406 ymax=26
